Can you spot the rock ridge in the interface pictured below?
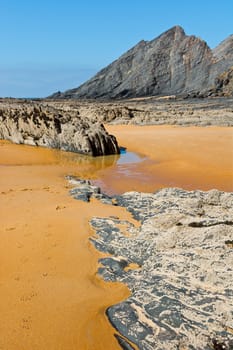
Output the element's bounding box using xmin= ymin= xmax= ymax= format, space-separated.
xmin=50 ymin=26 xmax=233 ymax=99
xmin=0 ymin=102 xmax=120 ymax=156
xmin=44 ymin=97 xmax=233 ymax=126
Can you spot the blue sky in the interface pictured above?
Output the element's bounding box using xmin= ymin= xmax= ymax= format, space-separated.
xmin=0 ymin=0 xmax=232 ymax=97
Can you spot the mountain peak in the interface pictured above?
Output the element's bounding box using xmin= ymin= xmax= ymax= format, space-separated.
xmin=49 ymin=27 xmax=233 ymax=99
xmin=167 ymin=25 xmax=185 ymax=35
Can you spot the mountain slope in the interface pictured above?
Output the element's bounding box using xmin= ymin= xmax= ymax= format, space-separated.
xmin=50 ymin=26 xmax=233 ymax=99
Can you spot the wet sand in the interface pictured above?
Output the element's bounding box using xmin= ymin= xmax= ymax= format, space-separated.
xmin=0 ymin=125 xmax=232 ymax=349
xmin=0 ymin=142 xmax=135 ymax=350
xmin=104 ymin=125 xmax=233 ymax=193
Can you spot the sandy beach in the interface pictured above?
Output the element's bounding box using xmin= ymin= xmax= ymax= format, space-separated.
xmin=0 ymin=125 xmax=232 ymax=349
xmin=0 ymin=142 xmax=135 ymax=350
xmin=104 ymin=125 xmax=233 ymax=193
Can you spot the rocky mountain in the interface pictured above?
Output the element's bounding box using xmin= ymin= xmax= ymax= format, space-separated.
xmin=50 ymin=26 xmax=233 ymax=99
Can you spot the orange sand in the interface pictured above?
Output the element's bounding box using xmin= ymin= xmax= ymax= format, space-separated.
xmin=104 ymin=125 xmax=233 ymax=193
xmin=0 ymin=142 xmax=136 ymax=350
xmin=0 ymin=125 xmax=232 ymax=349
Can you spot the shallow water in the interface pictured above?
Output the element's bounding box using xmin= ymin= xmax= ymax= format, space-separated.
xmin=118 ymin=149 xmax=146 ymax=164
xmin=0 ymin=125 xmax=232 ymax=350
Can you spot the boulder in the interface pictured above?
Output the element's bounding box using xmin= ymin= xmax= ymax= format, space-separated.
xmin=0 ymin=104 xmax=120 ymax=156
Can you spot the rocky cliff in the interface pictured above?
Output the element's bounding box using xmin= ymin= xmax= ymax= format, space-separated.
xmin=50 ymin=26 xmax=233 ymax=99
xmin=0 ymin=103 xmax=119 ymax=156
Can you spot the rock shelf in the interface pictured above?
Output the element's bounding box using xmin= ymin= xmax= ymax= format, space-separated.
xmin=68 ymin=177 xmax=233 ymax=350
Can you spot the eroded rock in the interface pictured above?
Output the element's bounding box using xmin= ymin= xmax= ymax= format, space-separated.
xmin=0 ymin=103 xmax=120 ymax=156
xmin=66 ymin=176 xmax=233 ymax=348
xmin=88 ymin=188 xmax=233 ymax=350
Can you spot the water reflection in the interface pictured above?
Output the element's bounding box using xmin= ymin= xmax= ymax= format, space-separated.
xmin=0 ymin=140 xmax=147 ymax=194
xmin=90 ymin=150 xmax=148 ymax=194
xmin=53 ymin=147 xmax=146 ymax=171
xmin=54 ymin=148 xmax=147 ymax=189
xmin=53 ymin=149 xmax=121 ymax=171
xmin=117 ymin=151 xmax=145 ymax=165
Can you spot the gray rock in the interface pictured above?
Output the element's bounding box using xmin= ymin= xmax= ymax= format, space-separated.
xmin=50 ymin=26 xmax=233 ymax=99
xmin=114 ymin=334 xmax=136 ymax=350
xmin=67 ymin=175 xmax=233 ymax=349
xmin=0 ymin=103 xmax=120 ymax=156
xmin=44 ymin=96 xmax=233 ymax=127
xmin=67 ymin=176 xmax=113 ymax=204
xmin=89 ymin=188 xmax=233 ymax=350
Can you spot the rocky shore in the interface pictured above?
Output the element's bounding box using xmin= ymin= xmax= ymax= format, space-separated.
xmin=0 ymin=101 xmax=119 ymax=156
xmin=68 ymin=177 xmax=233 ymax=350
xmin=44 ymin=97 xmax=233 ymax=126
xmin=0 ymin=97 xmax=232 ymax=140
xmin=0 ymin=105 xmax=232 ymax=349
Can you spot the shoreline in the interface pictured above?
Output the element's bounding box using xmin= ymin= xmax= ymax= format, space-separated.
xmin=0 ymin=142 xmax=135 ymax=350
xmin=0 ymin=124 xmax=232 ymax=349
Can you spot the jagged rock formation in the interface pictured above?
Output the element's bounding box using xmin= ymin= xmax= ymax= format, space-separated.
xmin=0 ymin=103 xmax=119 ymax=156
xmin=50 ymin=26 xmax=233 ymax=99
xmin=67 ymin=177 xmax=233 ymax=349
xmin=212 ymin=66 xmax=233 ymax=96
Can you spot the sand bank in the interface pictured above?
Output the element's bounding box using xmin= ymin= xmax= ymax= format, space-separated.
xmin=0 ymin=125 xmax=232 ymax=349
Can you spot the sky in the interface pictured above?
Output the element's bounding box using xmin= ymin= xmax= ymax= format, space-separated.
xmin=0 ymin=0 xmax=232 ymax=98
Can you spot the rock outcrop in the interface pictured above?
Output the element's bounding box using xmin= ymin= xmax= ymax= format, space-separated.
xmin=93 ymin=189 xmax=233 ymax=350
xmin=0 ymin=103 xmax=120 ymax=156
xmin=67 ymin=177 xmax=233 ymax=350
xmin=50 ymin=26 xmax=233 ymax=99
xmin=44 ymin=96 xmax=233 ymax=126
xmin=211 ymin=66 xmax=233 ymax=96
